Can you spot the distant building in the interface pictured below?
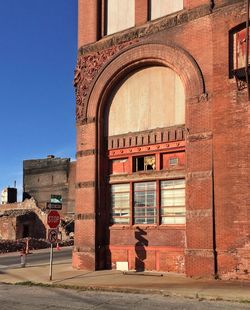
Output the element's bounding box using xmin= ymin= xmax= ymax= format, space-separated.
xmin=23 ymin=156 xmax=76 ymax=218
xmin=1 ymin=187 xmax=17 ymax=204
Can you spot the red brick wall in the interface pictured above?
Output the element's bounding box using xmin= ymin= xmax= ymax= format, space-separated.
xmin=74 ymin=1 xmax=250 ymax=279
xmin=78 ymin=0 xmax=98 ymax=47
xmin=185 ymin=0 xmax=210 ymax=9
xmin=0 ymin=217 xmax=16 ymax=240
xmin=67 ymin=161 xmax=76 ymax=214
xmin=211 ymin=4 xmax=250 ymax=280
xmin=135 ymin=0 xmax=148 ymax=26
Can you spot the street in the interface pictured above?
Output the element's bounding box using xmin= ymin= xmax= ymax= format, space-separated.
xmin=0 ymin=246 xmax=72 ymax=269
xmin=0 ymin=284 xmax=249 ymax=310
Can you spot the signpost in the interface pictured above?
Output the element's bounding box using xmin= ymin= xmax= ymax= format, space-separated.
xmin=47 ymin=210 xmax=60 ymax=281
xmin=48 ymin=228 xmax=58 ymax=243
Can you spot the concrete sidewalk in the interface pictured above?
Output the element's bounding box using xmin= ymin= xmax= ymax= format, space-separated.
xmin=0 ymin=261 xmax=250 ymax=303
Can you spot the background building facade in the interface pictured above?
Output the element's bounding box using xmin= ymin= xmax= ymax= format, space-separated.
xmin=23 ymin=156 xmax=76 ymax=218
xmin=73 ymin=0 xmax=250 ymax=280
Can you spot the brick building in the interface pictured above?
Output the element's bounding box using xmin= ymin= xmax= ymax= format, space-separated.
xmin=73 ymin=0 xmax=250 ymax=280
xmin=23 ymin=156 xmax=76 ymax=218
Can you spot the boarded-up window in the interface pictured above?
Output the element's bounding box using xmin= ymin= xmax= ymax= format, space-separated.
xmin=150 ymin=0 xmax=183 ymax=20
xmin=108 ymin=67 xmax=185 ymax=136
xmin=110 ymin=158 xmax=129 ymax=175
xmin=106 ymin=0 xmax=135 ymax=35
xmin=161 ymin=152 xmax=185 ymax=170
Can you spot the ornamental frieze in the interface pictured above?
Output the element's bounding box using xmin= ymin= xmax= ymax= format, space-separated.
xmin=74 ymin=40 xmax=138 ymax=122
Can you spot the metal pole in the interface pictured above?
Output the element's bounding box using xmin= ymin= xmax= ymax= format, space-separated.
xmin=245 ymin=0 xmax=250 ymax=100
xmin=49 ymin=243 xmax=53 ymax=281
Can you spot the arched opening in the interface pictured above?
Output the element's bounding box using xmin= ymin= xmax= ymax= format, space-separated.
xmin=102 ymin=65 xmax=186 ymax=271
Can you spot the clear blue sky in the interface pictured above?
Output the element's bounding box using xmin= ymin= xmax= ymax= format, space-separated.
xmin=0 ymin=0 xmax=78 ymax=200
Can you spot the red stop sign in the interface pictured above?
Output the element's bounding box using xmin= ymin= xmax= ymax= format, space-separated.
xmin=47 ymin=210 xmax=60 ymax=228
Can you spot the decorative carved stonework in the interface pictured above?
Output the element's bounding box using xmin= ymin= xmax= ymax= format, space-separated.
xmin=78 ymin=5 xmax=212 ymax=57
xmin=74 ymin=40 xmax=138 ymax=122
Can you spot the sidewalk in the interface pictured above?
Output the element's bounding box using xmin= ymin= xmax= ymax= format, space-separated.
xmin=0 ymin=261 xmax=250 ymax=303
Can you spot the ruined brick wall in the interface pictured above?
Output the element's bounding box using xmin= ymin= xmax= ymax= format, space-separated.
xmin=0 ymin=199 xmax=47 ymax=240
xmin=0 ymin=217 xmax=16 ymax=240
xmin=74 ymin=0 xmax=249 ymax=279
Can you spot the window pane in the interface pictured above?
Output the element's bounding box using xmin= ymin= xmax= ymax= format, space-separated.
xmin=161 ymin=207 xmax=185 ymax=215
xmin=161 ymin=179 xmax=185 ymax=189
xmin=113 ymin=217 xmax=130 ymax=224
xmin=134 ymin=181 xmax=156 ymax=191
xmin=162 ymin=217 xmax=186 ymax=225
xmin=111 ymin=183 xmax=130 ymax=224
xmin=134 ymin=182 xmax=156 ymax=224
xmin=111 ymin=183 xmax=130 ymax=193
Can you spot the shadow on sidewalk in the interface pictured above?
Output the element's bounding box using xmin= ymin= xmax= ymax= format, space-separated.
xmin=53 ymin=270 xmax=123 ymax=284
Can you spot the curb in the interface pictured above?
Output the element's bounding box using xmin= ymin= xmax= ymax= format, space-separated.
xmin=11 ymin=281 xmax=250 ymax=304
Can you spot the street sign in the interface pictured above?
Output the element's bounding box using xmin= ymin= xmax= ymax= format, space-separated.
xmin=51 ymin=194 xmax=62 ymax=204
xmin=48 ymin=228 xmax=58 ymax=243
xmin=47 ymin=210 xmax=60 ymax=228
xmin=46 ymin=202 xmax=62 ymax=210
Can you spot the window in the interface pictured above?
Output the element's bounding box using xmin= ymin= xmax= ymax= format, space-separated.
xmin=150 ymin=0 xmax=183 ymax=20
xmin=229 ymin=23 xmax=250 ymax=80
xmin=133 ymin=155 xmax=156 ymax=172
xmin=161 ymin=179 xmax=185 ymax=224
xmin=134 ymin=182 xmax=156 ymax=224
xmin=110 ymin=179 xmax=185 ymax=226
xmin=111 ymin=183 xmax=130 ymax=224
xmin=110 ymin=158 xmax=129 ymax=174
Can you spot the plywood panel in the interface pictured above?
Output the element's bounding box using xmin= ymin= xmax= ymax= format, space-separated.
xmin=107 ymin=0 xmax=135 ymax=35
xmin=151 ymin=0 xmax=183 ymax=20
xmin=108 ymin=66 xmax=185 ymax=136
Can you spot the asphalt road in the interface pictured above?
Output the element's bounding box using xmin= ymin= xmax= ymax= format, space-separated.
xmin=0 ymin=246 xmax=72 ymax=269
xmin=0 ymin=284 xmax=249 ymax=310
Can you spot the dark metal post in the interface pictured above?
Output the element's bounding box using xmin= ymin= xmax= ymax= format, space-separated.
xmin=49 ymin=243 xmax=53 ymax=281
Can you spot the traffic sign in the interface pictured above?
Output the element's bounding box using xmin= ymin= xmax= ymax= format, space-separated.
xmin=51 ymin=194 xmax=62 ymax=204
xmin=46 ymin=202 xmax=62 ymax=210
xmin=48 ymin=228 xmax=58 ymax=243
xmin=47 ymin=210 xmax=60 ymax=228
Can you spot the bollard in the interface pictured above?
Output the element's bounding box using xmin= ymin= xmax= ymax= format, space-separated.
xmin=25 ymin=238 xmax=29 ymax=254
xmin=20 ymin=249 xmax=26 ymax=268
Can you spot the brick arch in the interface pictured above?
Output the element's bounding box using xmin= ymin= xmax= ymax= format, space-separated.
xmin=74 ymin=43 xmax=207 ymax=271
xmin=87 ymin=42 xmax=206 ymax=120
xmin=92 ymin=43 xmax=206 ymax=270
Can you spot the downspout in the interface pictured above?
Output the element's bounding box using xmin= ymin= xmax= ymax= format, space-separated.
xmin=211 ymin=143 xmax=218 ymax=278
xmin=245 ymin=0 xmax=250 ymax=100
